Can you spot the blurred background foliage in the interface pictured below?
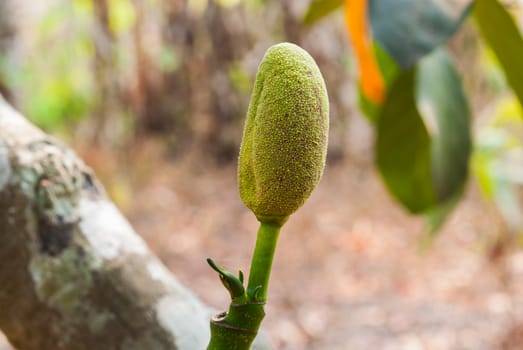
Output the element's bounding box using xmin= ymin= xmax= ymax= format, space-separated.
xmin=0 ymin=0 xmax=522 ymax=236
xmin=0 ymin=0 xmax=353 ymax=163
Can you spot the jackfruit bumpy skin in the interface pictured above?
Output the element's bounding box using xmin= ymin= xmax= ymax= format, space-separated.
xmin=238 ymin=42 xmax=329 ymax=225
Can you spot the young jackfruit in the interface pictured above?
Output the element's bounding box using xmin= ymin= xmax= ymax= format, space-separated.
xmin=238 ymin=43 xmax=329 ymax=225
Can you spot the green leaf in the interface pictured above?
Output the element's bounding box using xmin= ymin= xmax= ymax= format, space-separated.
xmin=369 ymin=0 xmax=472 ymax=68
xmin=376 ymin=67 xmax=434 ymax=213
xmin=359 ymin=89 xmax=380 ymax=123
xmin=302 ymin=0 xmax=343 ymax=26
xmin=474 ymin=0 xmax=523 ymax=110
xmin=425 ymin=188 xmax=463 ymax=233
xmin=373 ymin=42 xmax=400 ymax=87
xmin=419 ymin=188 xmax=463 ymax=249
xmin=417 ymin=49 xmax=471 ymax=203
xmin=376 ymin=49 xmax=472 ymax=214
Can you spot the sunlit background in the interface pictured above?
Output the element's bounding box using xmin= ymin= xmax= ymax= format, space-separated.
xmin=2 ymin=0 xmax=523 ymax=349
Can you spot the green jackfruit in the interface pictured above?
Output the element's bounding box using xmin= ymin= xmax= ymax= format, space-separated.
xmin=238 ymin=43 xmax=329 ymax=225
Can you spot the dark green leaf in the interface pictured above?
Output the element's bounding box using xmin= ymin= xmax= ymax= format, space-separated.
xmin=302 ymin=0 xmax=343 ymax=26
xmin=427 ymin=189 xmax=463 ymax=230
xmin=376 ymin=67 xmax=434 ymax=213
xmin=420 ymin=188 xmax=463 ymax=249
xmin=373 ymin=42 xmax=400 ymax=87
xmin=376 ymin=49 xmax=472 ymax=214
xmin=369 ymin=0 xmax=472 ymax=68
xmin=417 ymin=49 xmax=471 ymax=203
xmin=474 ymin=0 xmax=523 ymax=109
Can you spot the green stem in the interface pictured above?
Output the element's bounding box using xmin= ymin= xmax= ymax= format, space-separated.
xmin=207 ymin=221 xmax=282 ymax=350
xmin=246 ymin=222 xmax=281 ymax=301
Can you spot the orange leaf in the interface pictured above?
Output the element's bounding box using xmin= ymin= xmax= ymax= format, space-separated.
xmin=344 ymin=0 xmax=385 ymax=104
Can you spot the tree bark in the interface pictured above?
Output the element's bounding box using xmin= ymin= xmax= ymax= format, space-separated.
xmin=0 ymin=96 xmax=271 ymax=350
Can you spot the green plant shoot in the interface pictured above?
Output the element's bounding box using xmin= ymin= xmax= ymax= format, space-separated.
xmin=207 ymin=42 xmax=329 ymax=349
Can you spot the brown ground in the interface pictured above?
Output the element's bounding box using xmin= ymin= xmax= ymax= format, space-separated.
xmin=96 ymin=141 xmax=523 ymax=350
xmin=3 ymin=142 xmax=523 ymax=350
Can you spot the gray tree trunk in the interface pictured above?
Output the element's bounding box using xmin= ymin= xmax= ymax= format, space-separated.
xmin=0 ymin=96 xmax=271 ymax=350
